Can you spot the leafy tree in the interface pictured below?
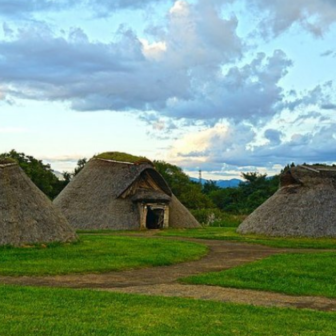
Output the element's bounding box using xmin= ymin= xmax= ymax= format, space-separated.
xmin=281 ymin=162 xmax=296 ymax=173
xmin=202 ymin=180 xmax=220 ymax=194
xmin=206 ymin=172 xmax=280 ymax=214
xmin=62 ymin=171 xmax=72 ymax=183
xmin=74 ymin=158 xmax=87 ymax=176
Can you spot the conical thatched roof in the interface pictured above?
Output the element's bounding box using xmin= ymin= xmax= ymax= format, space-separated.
xmin=0 ymin=162 xmax=77 ymax=246
xmin=237 ymin=165 xmax=336 ymax=237
xmin=54 ymin=155 xmax=200 ymax=230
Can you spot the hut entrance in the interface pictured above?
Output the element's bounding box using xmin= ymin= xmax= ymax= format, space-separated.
xmin=146 ymin=207 xmax=164 ymax=229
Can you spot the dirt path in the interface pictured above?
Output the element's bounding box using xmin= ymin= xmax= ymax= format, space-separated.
xmin=1 ymin=237 xmax=335 ymax=311
xmin=108 ymin=284 xmax=336 ymax=312
xmin=0 ymin=240 xmax=284 ymax=288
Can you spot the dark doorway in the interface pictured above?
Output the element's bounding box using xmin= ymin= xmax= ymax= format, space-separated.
xmin=146 ymin=207 xmax=164 ymax=229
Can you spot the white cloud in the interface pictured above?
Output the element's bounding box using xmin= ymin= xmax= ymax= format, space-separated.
xmin=169 ymin=0 xmax=188 ymax=15
xmin=140 ymin=39 xmax=167 ymax=60
xmin=167 ymin=117 xmax=336 ymax=174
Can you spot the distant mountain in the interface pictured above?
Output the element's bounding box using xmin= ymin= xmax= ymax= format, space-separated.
xmin=52 ymin=170 xmax=65 ymax=181
xmin=216 ymin=179 xmax=242 ymax=188
xmin=190 ymin=177 xmax=242 ymax=188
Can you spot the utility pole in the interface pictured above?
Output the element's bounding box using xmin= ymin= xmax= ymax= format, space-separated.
xmin=199 ymin=169 xmax=202 ymax=184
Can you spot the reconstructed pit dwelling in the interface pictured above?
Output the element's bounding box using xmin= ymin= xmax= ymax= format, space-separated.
xmin=0 ymin=158 xmax=77 ymax=246
xmin=237 ymin=165 xmax=336 ymax=237
xmin=54 ymin=152 xmax=201 ymax=230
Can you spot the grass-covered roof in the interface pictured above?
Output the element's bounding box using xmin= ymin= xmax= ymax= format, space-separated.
xmin=0 ymin=157 xmax=17 ymax=165
xmin=94 ymin=152 xmax=152 ymax=164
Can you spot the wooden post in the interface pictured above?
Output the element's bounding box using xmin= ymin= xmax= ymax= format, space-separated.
xmin=139 ymin=203 xmax=147 ymax=230
xmin=163 ymin=205 xmax=169 ymax=228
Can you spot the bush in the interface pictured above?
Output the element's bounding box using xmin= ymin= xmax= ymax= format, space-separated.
xmin=191 ymin=209 xmax=245 ymax=227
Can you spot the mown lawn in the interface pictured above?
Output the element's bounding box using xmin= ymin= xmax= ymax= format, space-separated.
xmin=183 ymin=252 xmax=336 ymax=298
xmin=1 ymin=285 xmax=336 ymax=336
xmin=0 ymin=235 xmax=207 ymax=276
xmin=157 ymin=227 xmax=336 ymax=249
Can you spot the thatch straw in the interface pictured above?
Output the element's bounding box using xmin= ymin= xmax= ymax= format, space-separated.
xmin=237 ymin=165 xmax=336 ymax=237
xmin=0 ymin=164 xmax=77 ymax=246
xmin=54 ymin=158 xmax=200 ymax=230
xmin=169 ymin=195 xmax=201 ymax=228
xmin=131 ymin=190 xmax=171 ymax=202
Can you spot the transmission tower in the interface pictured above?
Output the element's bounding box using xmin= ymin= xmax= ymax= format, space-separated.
xmin=199 ymin=169 xmax=202 ymax=184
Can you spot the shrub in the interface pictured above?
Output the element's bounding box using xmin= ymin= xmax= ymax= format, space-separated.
xmin=191 ymin=209 xmax=245 ymax=227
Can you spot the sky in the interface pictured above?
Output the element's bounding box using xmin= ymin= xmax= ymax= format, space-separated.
xmin=0 ymin=0 xmax=335 ymax=179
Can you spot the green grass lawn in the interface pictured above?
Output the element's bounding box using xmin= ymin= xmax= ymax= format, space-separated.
xmin=183 ymin=252 xmax=336 ymax=298
xmin=1 ymin=285 xmax=336 ymax=336
xmin=0 ymin=235 xmax=207 ymax=276
xmin=157 ymin=227 xmax=336 ymax=249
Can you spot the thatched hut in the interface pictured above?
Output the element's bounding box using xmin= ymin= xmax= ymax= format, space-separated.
xmin=54 ymin=152 xmax=201 ymax=230
xmin=0 ymin=159 xmax=77 ymax=246
xmin=237 ymin=165 xmax=336 ymax=237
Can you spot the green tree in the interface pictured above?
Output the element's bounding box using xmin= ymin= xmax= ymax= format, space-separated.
xmin=74 ymin=158 xmax=87 ymax=176
xmin=202 ymin=180 xmax=220 ymax=195
xmin=207 ymin=172 xmax=280 ymax=215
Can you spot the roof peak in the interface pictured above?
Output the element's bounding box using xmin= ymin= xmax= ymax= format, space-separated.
xmin=297 ymin=164 xmax=336 ymax=173
xmin=94 ymin=158 xmax=134 ymax=165
xmin=93 ymin=151 xmax=153 ymax=165
xmin=0 ymin=163 xmax=17 ymax=168
xmin=0 ymin=158 xmax=17 ymax=166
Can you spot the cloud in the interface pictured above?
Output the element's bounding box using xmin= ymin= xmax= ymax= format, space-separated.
xmin=164 ymin=50 xmax=292 ymax=123
xmin=278 ymin=81 xmax=336 ymax=113
xmin=40 ymin=154 xmax=86 ymax=163
xmin=0 ymin=88 xmax=5 ymax=100
xmin=167 ymin=118 xmax=336 ymax=174
xmin=0 ymin=0 xmax=171 ymax=18
xmin=321 ymin=103 xmax=336 ymax=110
xmin=264 ymin=129 xmax=283 ymax=145
xmin=0 ymin=1 xmax=244 ymax=118
xmin=247 ymin=0 xmax=336 ymax=36
xmin=320 ymin=50 xmax=336 ymax=57
xmin=0 ymin=0 xmax=334 ymax=131
xmin=88 ymin=0 xmax=172 ymax=13
xmin=167 ymin=122 xmax=256 ymax=169
xmin=0 ymin=0 xmax=70 ymax=18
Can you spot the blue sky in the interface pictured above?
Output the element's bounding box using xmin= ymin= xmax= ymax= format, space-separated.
xmin=0 ymin=0 xmax=335 ymax=179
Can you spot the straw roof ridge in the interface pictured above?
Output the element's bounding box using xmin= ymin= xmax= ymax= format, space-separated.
xmin=94 ymin=152 xmax=153 ymax=165
xmin=0 ymin=158 xmax=17 ymax=166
